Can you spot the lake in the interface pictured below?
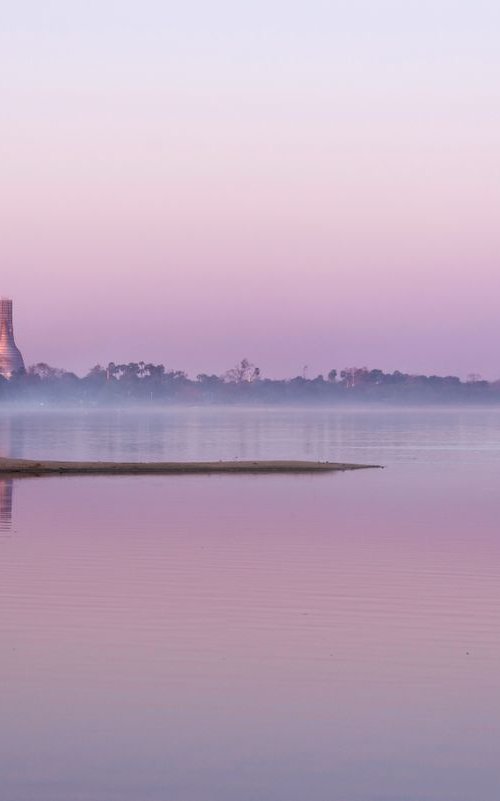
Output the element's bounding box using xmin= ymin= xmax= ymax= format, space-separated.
xmin=1 ymin=407 xmax=499 ymax=800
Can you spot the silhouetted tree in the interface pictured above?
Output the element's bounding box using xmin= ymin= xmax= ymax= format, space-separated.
xmin=2 ymin=359 xmax=500 ymax=406
xmin=28 ymin=363 xmax=67 ymax=379
xmin=224 ymin=359 xmax=260 ymax=383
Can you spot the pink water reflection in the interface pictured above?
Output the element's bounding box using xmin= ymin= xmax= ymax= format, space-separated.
xmin=1 ymin=469 xmax=499 ymax=800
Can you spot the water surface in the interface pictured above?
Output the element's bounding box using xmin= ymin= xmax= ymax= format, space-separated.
xmin=0 ymin=407 xmax=499 ymax=800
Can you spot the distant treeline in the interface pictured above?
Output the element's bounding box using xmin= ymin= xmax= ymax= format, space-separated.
xmin=0 ymin=360 xmax=498 ymax=405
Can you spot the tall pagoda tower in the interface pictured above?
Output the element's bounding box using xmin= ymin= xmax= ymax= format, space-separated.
xmin=0 ymin=298 xmax=25 ymax=378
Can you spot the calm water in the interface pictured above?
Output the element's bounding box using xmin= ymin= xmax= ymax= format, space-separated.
xmin=1 ymin=407 xmax=499 ymax=801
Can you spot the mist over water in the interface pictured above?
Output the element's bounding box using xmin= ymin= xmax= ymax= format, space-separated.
xmin=2 ymin=405 xmax=500 ymax=465
xmin=1 ymin=407 xmax=499 ymax=800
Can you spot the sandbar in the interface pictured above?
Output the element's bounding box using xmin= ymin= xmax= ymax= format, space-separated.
xmin=0 ymin=457 xmax=381 ymax=477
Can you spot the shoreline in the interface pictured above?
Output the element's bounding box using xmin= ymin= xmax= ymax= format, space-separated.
xmin=0 ymin=457 xmax=381 ymax=477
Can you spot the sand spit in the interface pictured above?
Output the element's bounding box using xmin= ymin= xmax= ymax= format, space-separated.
xmin=0 ymin=457 xmax=381 ymax=477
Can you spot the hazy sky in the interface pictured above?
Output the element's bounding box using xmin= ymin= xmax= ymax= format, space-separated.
xmin=2 ymin=1 xmax=499 ymax=377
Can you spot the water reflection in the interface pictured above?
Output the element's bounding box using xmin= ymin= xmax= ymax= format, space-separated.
xmin=1 ymin=466 xmax=499 ymax=801
xmin=0 ymin=478 xmax=13 ymax=532
xmin=2 ymin=406 xmax=500 ymax=466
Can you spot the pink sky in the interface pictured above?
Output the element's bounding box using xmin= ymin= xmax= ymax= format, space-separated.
xmin=2 ymin=1 xmax=500 ymax=378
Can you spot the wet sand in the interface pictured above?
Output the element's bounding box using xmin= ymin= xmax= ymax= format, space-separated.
xmin=0 ymin=457 xmax=380 ymax=477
